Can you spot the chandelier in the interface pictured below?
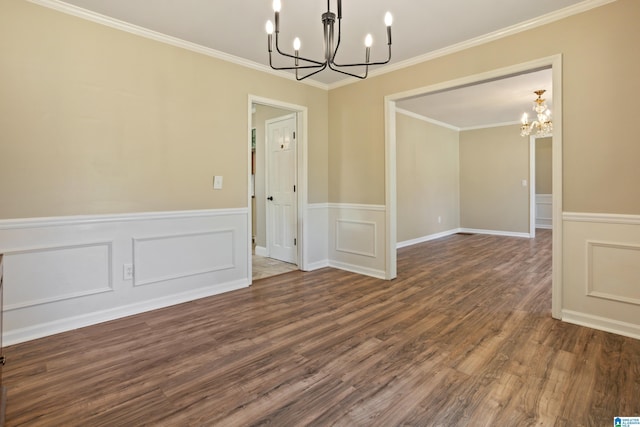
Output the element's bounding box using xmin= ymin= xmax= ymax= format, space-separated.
xmin=265 ymin=0 xmax=393 ymax=81
xmin=520 ymin=90 xmax=553 ymax=137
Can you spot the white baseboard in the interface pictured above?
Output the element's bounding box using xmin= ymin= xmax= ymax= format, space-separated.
xmin=562 ymin=310 xmax=640 ymax=341
xmin=4 ymin=279 xmax=248 ymax=346
xmin=304 ymin=260 xmax=330 ymax=271
xmin=254 ymin=246 xmax=268 ymax=257
xmin=536 ymin=224 xmax=553 ymax=229
xmin=329 ymin=260 xmax=386 ymax=280
xmin=459 ymin=228 xmax=531 ymax=238
xmin=397 ymin=229 xmax=459 ymax=249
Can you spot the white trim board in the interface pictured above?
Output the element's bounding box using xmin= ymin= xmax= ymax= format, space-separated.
xmin=562 ymin=310 xmax=640 ymax=341
xmin=563 ymin=212 xmax=640 ymax=225
xmin=396 ymin=108 xmax=521 ymax=132
xmin=0 ymin=208 xmax=248 ymax=230
xmin=397 ymin=229 xmax=459 ymax=249
xmin=4 ymin=279 xmax=247 ymax=346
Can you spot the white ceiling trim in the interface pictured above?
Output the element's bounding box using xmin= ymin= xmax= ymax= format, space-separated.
xmin=460 ymin=121 xmax=522 ymax=132
xmin=397 ymin=108 xmax=526 ymax=133
xmin=26 ymin=0 xmax=330 ymax=91
xmin=396 ymin=108 xmax=460 ymax=131
xmin=328 ymin=0 xmax=617 ymax=90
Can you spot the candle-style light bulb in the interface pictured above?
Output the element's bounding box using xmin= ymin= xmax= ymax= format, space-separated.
xmin=365 ymin=34 xmax=373 ymax=48
xmin=522 ymin=113 xmax=529 ymax=124
xmin=266 ymin=20 xmax=274 ymax=52
xmin=293 ymin=37 xmax=300 ymax=66
xmin=385 ymin=12 xmax=393 ymax=45
xmin=365 ymin=34 xmax=372 ymax=63
xmin=273 ymin=0 xmax=281 ymax=12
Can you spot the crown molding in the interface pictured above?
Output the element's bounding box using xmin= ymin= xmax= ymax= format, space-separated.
xmin=328 ymin=0 xmax=617 ymax=90
xmin=396 ymin=108 xmax=522 ymax=132
xmin=27 ymin=0 xmax=614 ymax=92
xmin=26 ymin=0 xmax=330 ymax=91
xmin=395 ymin=108 xmax=460 ymax=131
xmin=460 ymin=121 xmax=522 ymax=131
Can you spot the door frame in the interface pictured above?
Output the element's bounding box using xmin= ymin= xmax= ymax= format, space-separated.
xmin=265 ymin=113 xmax=298 ymax=264
xmin=385 ymin=54 xmax=563 ymax=319
xmin=529 ymin=134 xmax=553 ymax=237
xmin=248 ymin=95 xmax=308 ymax=283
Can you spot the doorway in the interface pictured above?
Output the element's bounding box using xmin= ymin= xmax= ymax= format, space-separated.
xmin=385 ymin=55 xmax=563 ymax=318
xmin=248 ymin=96 xmax=308 ymax=282
xmin=529 ymin=135 xmax=553 ymax=237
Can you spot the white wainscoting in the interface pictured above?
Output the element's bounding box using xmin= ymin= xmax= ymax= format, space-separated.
xmin=305 ymin=203 xmax=329 ymax=271
xmin=536 ymin=194 xmax=553 ymax=229
xmin=328 ymin=204 xmax=386 ymax=279
xmin=0 ymin=209 xmax=249 ymax=345
xmin=562 ymin=212 xmax=640 ymax=339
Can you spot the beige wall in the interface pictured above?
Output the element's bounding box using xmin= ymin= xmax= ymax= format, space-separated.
xmin=0 ymin=0 xmax=328 ymax=219
xmin=329 ymin=0 xmax=640 ymax=215
xmin=396 ymin=113 xmax=459 ymax=242
xmin=459 ymin=125 xmax=529 ymax=233
xmin=535 ymin=137 xmax=552 ymax=195
xmin=251 ymin=104 xmax=292 ymax=248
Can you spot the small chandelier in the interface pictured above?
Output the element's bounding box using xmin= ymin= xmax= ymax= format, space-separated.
xmin=520 ymin=90 xmax=553 ymax=137
xmin=265 ymin=0 xmax=393 ymax=81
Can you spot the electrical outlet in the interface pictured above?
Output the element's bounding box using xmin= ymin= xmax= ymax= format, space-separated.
xmin=123 ymin=264 xmax=134 ymax=280
xmin=438 ymin=216 xmax=442 ymax=224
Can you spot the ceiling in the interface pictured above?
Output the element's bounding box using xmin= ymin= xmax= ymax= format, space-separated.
xmin=397 ymin=68 xmax=553 ymax=129
xmin=53 ymin=0 xmax=582 ymax=125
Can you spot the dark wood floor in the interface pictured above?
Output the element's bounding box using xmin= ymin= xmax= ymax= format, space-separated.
xmin=4 ymin=230 xmax=640 ymax=426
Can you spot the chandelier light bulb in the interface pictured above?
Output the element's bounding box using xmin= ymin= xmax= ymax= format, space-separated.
xmin=293 ymin=37 xmax=301 ymax=51
xmin=520 ymin=90 xmax=552 ymax=137
xmin=385 ymin=12 xmax=393 ymax=27
xmin=265 ymin=20 xmax=274 ymax=35
xmin=365 ymin=34 xmax=373 ymax=48
xmin=272 ymin=0 xmax=281 ymax=13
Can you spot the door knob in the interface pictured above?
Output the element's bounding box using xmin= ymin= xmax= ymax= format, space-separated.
xmin=267 ymin=196 xmax=273 ymax=201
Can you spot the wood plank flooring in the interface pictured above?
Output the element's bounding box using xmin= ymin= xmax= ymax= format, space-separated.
xmin=4 ymin=230 xmax=640 ymax=426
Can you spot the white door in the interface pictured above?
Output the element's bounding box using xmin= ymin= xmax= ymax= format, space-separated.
xmin=266 ymin=114 xmax=297 ymax=264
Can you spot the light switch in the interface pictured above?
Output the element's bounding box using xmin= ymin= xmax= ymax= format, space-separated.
xmin=521 ymin=179 xmax=527 ymax=187
xmin=213 ymin=176 xmax=223 ymax=189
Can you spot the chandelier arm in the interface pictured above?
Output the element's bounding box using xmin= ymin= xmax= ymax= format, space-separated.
xmin=274 ymin=33 xmax=326 ymax=66
xmin=269 ymin=53 xmax=327 ymax=71
xmin=330 ymin=18 xmax=391 ymax=67
xmin=295 ymin=63 xmax=329 ymax=81
xmin=327 ymin=60 xmax=368 ymax=79
xmin=332 ymin=45 xmax=392 ymax=67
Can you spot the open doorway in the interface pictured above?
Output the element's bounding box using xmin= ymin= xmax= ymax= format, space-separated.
xmin=384 ymin=55 xmax=563 ymax=318
xmin=249 ymin=96 xmax=308 ymax=282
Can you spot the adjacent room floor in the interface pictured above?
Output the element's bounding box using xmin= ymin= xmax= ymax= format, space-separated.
xmin=252 ymin=253 xmax=298 ymax=281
